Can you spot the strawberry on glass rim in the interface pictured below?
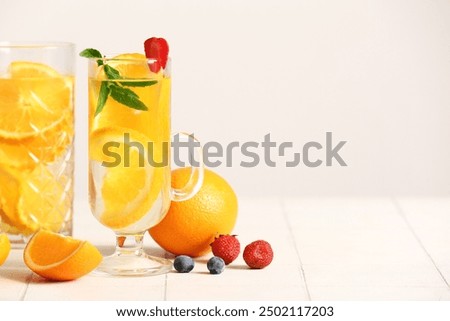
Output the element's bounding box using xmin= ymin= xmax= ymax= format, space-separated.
xmin=144 ymin=37 xmax=169 ymax=73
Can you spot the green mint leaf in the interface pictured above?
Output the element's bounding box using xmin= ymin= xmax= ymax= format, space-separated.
xmin=104 ymin=65 xmax=121 ymax=79
xmin=109 ymin=83 xmax=148 ymax=111
xmin=95 ymin=82 xmax=110 ymax=116
xmin=119 ymin=80 xmax=158 ymax=87
xmin=79 ymin=48 xmax=104 ymax=66
xmin=79 ymin=48 xmax=102 ymax=59
xmin=111 ymin=83 xmax=139 ymax=99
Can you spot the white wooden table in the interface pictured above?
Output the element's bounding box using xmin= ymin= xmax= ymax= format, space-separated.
xmin=1 ymin=197 xmax=449 ymax=300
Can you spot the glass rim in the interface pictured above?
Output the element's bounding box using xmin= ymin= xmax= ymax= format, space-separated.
xmin=87 ymin=56 xmax=171 ymax=63
xmin=0 ymin=41 xmax=75 ymax=49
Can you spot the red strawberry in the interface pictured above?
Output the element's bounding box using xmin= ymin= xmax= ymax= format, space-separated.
xmin=144 ymin=37 xmax=169 ymax=73
xmin=243 ymin=240 xmax=273 ymax=269
xmin=210 ymin=235 xmax=240 ymax=265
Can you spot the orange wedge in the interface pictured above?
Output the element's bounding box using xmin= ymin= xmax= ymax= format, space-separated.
xmin=23 ymin=230 xmax=102 ymax=281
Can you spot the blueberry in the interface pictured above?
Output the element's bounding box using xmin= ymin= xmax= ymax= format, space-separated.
xmin=207 ymin=256 xmax=225 ymax=275
xmin=173 ymin=255 xmax=194 ymax=273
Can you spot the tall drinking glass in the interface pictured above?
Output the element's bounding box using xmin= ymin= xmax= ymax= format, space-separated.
xmin=88 ymin=55 xmax=203 ymax=276
xmin=0 ymin=42 xmax=75 ymax=245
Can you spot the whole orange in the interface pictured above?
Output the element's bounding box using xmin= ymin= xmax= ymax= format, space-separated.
xmin=149 ymin=168 xmax=238 ymax=257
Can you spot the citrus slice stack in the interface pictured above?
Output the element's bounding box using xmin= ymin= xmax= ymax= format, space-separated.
xmin=0 ymin=61 xmax=73 ymax=169
xmin=0 ymin=164 xmax=68 ymax=235
xmin=0 ymin=114 xmax=73 ymax=169
xmin=90 ymin=128 xmax=164 ymax=231
xmin=23 ymin=230 xmax=102 ymax=281
xmin=0 ymin=61 xmax=73 ymax=235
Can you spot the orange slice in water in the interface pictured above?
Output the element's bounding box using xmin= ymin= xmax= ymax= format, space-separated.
xmin=0 ymin=61 xmax=72 ymax=140
xmin=90 ymin=128 xmax=164 ymax=231
xmin=0 ymin=233 xmax=10 ymax=266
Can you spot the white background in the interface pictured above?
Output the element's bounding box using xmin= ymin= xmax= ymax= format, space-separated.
xmin=1 ymin=0 xmax=450 ymax=198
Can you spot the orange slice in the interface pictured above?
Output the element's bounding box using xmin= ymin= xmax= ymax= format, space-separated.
xmin=0 ymin=164 xmax=69 ymax=235
xmin=0 ymin=62 xmax=73 ymax=139
xmin=23 ymin=230 xmax=102 ymax=281
xmin=0 ymin=167 xmax=28 ymax=233
xmin=9 ymin=61 xmax=60 ymax=78
xmin=0 ymin=112 xmax=73 ymax=169
xmin=96 ymin=53 xmax=156 ymax=79
xmin=89 ymin=53 xmax=162 ymax=139
xmin=17 ymin=164 xmax=69 ymax=233
xmin=90 ymin=128 xmax=164 ymax=230
xmin=0 ymin=233 xmax=10 ymax=265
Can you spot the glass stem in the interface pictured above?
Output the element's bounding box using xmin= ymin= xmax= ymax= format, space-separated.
xmin=115 ymin=233 xmax=145 ymax=256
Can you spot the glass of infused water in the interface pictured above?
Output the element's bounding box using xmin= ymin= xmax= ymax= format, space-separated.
xmin=0 ymin=42 xmax=75 ymax=245
xmin=87 ymin=51 xmax=203 ymax=276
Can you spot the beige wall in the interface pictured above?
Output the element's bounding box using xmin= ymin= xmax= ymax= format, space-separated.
xmin=2 ymin=0 xmax=450 ymax=197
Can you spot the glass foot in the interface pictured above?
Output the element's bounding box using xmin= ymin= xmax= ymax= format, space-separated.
xmin=94 ymin=233 xmax=172 ymax=277
xmin=95 ymin=252 xmax=172 ymax=277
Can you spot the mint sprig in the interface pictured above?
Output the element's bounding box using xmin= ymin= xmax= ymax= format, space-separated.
xmin=79 ymin=48 xmax=157 ymax=116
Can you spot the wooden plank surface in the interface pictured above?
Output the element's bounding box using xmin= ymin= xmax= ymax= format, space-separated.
xmin=0 ymin=198 xmax=449 ymax=300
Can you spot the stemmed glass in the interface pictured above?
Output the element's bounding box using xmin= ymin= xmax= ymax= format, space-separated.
xmin=87 ymin=55 xmax=203 ymax=276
